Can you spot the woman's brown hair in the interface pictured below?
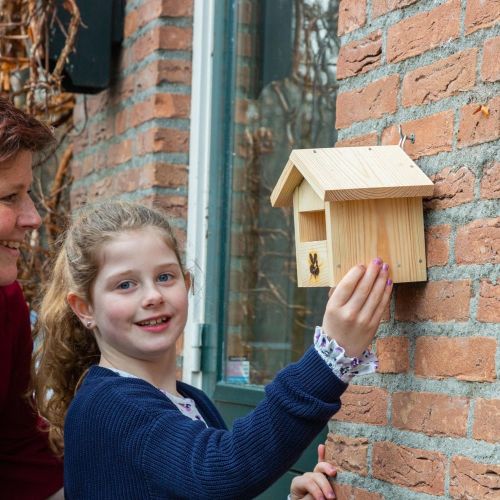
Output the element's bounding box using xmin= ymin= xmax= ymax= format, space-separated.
xmin=0 ymin=96 xmax=54 ymax=162
xmin=32 ymin=200 xmax=185 ymax=455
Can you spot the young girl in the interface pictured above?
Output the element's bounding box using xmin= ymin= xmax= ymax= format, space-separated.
xmin=33 ymin=200 xmax=391 ymax=499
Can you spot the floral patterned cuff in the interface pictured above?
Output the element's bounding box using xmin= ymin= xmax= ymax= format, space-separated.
xmin=313 ymin=326 xmax=378 ymax=383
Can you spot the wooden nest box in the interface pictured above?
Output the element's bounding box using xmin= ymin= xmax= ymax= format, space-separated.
xmin=270 ymin=146 xmax=434 ymax=287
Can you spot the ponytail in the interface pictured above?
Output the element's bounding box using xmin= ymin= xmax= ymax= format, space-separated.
xmin=32 ymin=247 xmax=99 ymax=456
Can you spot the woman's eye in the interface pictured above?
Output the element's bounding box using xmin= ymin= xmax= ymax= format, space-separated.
xmin=1 ymin=193 xmax=17 ymax=203
xmin=158 ymin=273 xmax=172 ymax=283
xmin=117 ymin=281 xmax=133 ymax=290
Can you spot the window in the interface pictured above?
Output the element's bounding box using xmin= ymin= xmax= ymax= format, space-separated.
xmin=223 ymin=0 xmax=340 ymax=386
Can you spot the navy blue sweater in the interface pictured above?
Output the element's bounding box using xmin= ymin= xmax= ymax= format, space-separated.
xmin=64 ymin=347 xmax=347 ymax=499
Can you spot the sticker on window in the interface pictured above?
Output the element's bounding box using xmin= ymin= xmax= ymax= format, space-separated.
xmin=226 ymin=357 xmax=250 ymax=384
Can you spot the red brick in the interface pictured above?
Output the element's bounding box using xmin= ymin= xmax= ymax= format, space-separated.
xmin=425 ymin=225 xmax=451 ymax=267
xmin=415 ymin=336 xmax=496 ymax=382
xmin=337 ymin=31 xmax=382 ymax=79
xmin=71 ymin=177 xmax=117 ymax=207
xmin=103 ymin=163 xmax=188 ymax=194
xmin=375 ymin=337 xmax=409 ymax=373
xmin=387 ymin=0 xmax=460 ymax=63
xmin=87 ymin=117 xmax=114 ymax=146
xmin=238 ymin=1 xmax=254 ymax=24
xmin=381 ymin=111 xmax=454 ymax=159
xmin=140 ymin=193 xmax=188 ymax=220
xmin=472 ymin=398 xmax=500 ymax=443
xmin=465 ymin=0 xmax=500 ymax=35
xmin=396 ymin=280 xmax=471 ymax=322
xmin=372 ymin=441 xmax=445 ymax=495
xmin=458 ymin=95 xmax=500 ymax=148
xmin=136 ymin=128 xmax=190 ymax=155
xmin=423 ymin=166 xmax=475 ymax=210
xmin=335 ymin=132 xmax=378 ymax=147
xmin=118 ymin=60 xmax=192 ymax=99
xmin=336 ymin=75 xmax=398 ymax=129
xmin=332 ymin=484 xmax=382 ymax=500
xmin=237 ymin=32 xmax=254 ymax=57
xmin=450 ymin=456 xmax=500 ymax=498
xmin=372 ymin=0 xmax=417 ymax=18
xmin=125 ymin=0 xmax=193 ymax=38
xmin=392 ymin=392 xmax=469 ymax=437
xmin=402 ymin=49 xmax=477 ymax=107
xmin=324 ymin=433 xmax=368 ymax=476
xmin=234 ymin=98 xmax=249 ymax=125
xmin=455 ymin=218 xmax=500 ymax=264
xmin=124 ymin=9 xmax=139 ymax=39
xmin=482 ymin=36 xmax=500 ymax=82
xmin=481 ymin=162 xmax=500 ymax=199
xmin=332 ymin=385 xmax=388 ymax=425
xmin=477 ymin=280 xmax=500 ymax=323
xmin=132 ymin=94 xmax=190 ymax=129
xmin=108 ymin=140 xmax=133 ymax=166
xmin=338 ymin=0 xmax=366 ymax=35
xmin=128 ymin=26 xmax=193 ymax=65
xmin=70 ymin=152 xmax=107 ymax=180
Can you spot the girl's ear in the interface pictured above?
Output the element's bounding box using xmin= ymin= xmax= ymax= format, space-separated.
xmin=67 ymin=292 xmax=94 ymax=326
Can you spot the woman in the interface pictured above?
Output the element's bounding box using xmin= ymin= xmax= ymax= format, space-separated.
xmin=0 ymin=96 xmax=63 ymax=499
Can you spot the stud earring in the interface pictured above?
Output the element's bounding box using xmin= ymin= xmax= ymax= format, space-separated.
xmin=86 ymin=321 xmax=93 ymax=329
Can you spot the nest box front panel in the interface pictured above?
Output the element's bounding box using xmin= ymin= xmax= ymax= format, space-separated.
xmin=293 ymin=181 xmax=333 ymax=287
xmin=327 ymin=197 xmax=427 ymax=284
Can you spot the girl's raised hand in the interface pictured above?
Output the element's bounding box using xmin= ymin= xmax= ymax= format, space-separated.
xmin=289 ymin=445 xmax=336 ymax=500
xmin=322 ymin=258 xmax=392 ymax=358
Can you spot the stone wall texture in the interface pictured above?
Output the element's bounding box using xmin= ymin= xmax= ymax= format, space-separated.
xmin=330 ymin=0 xmax=499 ymax=498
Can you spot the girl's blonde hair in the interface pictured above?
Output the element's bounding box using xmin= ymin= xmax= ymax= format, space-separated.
xmin=32 ymin=200 xmax=184 ymax=455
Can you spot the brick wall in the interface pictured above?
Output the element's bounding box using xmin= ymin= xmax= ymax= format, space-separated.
xmin=329 ymin=1 xmax=499 ymax=498
xmin=70 ymin=0 xmax=194 ymax=375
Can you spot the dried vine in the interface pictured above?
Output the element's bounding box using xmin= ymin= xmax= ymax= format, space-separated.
xmin=0 ymin=1 xmax=80 ymax=305
xmin=0 ymin=0 xmax=80 ymax=120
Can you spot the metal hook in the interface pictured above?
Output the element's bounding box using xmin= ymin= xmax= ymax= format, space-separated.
xmin=398 ymin=125 xmax=415 ymax=150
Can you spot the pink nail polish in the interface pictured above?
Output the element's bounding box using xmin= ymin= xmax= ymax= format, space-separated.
xmin=386 ymin=279 xmax=393 ymax=286
xmin=382 ymin=263 xmax=389 ymax=271
xmin=373 ymin=257 xmax=382 ymax=265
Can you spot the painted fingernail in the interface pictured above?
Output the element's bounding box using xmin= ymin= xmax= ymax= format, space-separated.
xmin=386 ymin=279 xmax=393 ymax=286
xmin=373 ymin=257 xmax=382 ymax=265
xmin=382 ymin=263 xmax=389 ymax=271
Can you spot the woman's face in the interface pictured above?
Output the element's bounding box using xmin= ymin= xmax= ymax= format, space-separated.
xmin=0 ymin=150 xmax=42 ymax=286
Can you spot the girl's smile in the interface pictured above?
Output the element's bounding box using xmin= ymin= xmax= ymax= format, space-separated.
xmin=135 ymin=314 xmax=172 ymax=332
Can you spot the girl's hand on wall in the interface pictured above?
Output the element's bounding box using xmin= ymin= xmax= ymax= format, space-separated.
xmin=322 ymin=259 xmax=392 ymax=358
xmin=289 ymin=445 xmax=336 ymax=500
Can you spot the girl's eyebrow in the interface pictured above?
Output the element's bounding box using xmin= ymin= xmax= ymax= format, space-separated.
xmin=104 ymin=262 xmax=181 ymax=281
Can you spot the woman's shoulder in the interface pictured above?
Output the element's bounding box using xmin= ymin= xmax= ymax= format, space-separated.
xmin=0 ymin=281 xmax=26 ymax=309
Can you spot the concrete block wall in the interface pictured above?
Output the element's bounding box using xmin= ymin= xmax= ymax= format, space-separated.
xmin=327 ymin=1 xmax=499 ymax=498
xmin=70 ymin=0 xmax=194 ymax=376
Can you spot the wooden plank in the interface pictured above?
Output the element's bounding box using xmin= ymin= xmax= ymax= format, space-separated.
xmin=270 ymin=160 xmax=303 ymax=207
xmin=296 ymin=179 xmax=324 ymax=212
xmin=290 ymin=146 xmax=434 ymax=201
xmin=329 ymin=197 xmax=427 ymax=284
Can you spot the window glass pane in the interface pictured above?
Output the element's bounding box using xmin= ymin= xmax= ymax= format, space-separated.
xmin=225 ymin=0 xmax=339 ymax=386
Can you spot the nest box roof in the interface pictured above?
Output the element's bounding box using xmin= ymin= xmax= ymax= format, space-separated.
xmin=270 ymin=145 xmax=434 ymax=207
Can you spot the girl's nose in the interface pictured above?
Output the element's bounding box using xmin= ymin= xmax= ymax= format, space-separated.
xmin=143 ymin=285 xmax=165 ymax=308
xmin=18 ymin=195 xmax=42 ymax=230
